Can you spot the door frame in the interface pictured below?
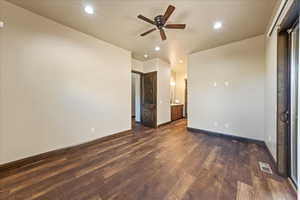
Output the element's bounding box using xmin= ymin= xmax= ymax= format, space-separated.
xmin=287 ymin=20 xmax=299 ymax=187
xmin=132 ymin=70 xmax=158 ymax=128
xmin=276 ymin=3 xmax=299 ymax=184
xmin=131 ymin=70 xmax=143 ymax=125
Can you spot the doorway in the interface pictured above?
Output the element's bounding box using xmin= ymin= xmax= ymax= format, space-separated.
xmin=131 ymin=71 xmax=157 ymax=128
xmin=131 ymin=72 xmax=142 ymax=126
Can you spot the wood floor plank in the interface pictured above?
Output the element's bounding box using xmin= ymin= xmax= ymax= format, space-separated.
xmin=1 ymin=119 xmax=296 ymax=200
xmin=252 ymin=175 xmax=274 ymax=200
xmin=164 ymin=171 xmax=196 ymax=200
xmin=236 ymin=181 xmax=255 ymax=200
xmin=267 ymin=178 xmax=296 ymax=200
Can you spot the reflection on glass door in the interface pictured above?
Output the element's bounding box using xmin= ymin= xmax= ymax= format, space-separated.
xmin=289 ymin=22 xmax=298 ymax=187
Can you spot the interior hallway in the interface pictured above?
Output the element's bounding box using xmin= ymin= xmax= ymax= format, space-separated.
xmin=0 ymin=120 xmax=296 ymax=200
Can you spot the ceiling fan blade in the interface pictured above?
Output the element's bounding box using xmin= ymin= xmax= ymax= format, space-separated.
xmin=140 ymin=28 xmax=157 ymax=36
xmin=137 ymin=15 xmax=156 ymax=25
xmin=160 ymin=29 xmax=167 ymax=41
xmin=163 ymin=5 xmax=175 ymax=23
xmin=165 ymin=24 xmax=186 ymax=29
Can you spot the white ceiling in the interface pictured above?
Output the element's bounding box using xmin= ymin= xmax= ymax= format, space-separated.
xmin=7 ymin=0 xmax=276 ymax=72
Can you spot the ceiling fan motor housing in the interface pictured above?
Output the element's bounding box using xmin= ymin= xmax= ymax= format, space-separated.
xmin=138 ymin=5 xmax=186 ymax=41
xmin=154 ymin=15 xmax=165 ymax=29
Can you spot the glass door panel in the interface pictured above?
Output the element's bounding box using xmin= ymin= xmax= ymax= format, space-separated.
xmin=289 ymin=23 xmax=299 ymax=186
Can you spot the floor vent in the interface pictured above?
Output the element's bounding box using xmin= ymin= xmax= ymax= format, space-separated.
xmin=259 ymin=162 xmax=273 ymax=174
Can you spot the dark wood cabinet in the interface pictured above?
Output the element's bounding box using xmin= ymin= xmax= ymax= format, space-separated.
xmin=171 ymin=104 xmax=184 ymax=121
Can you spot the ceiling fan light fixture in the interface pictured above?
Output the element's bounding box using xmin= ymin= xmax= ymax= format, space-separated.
xmin=84 ymin=5 xmax=94 ymax=15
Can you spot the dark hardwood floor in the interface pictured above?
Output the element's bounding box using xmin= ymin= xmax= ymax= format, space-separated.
xmin=0 ymin=120 xmax=297 ymax=200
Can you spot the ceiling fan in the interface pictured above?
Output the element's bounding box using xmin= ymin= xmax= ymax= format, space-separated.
xmin=137 ymin=5 xmax=186 ymax=41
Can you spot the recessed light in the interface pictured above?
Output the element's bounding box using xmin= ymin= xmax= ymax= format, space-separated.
xmin=155 ymin=46 xmax=160 ymax=51
xmin=85 ymin=5 xmax=94 ymax=15
xmin=170 ymin=81 xmax=176 ymax=86
xmin=213 ymin=21 xmax=222 ymax=30
xmin=144 ymin=54 xmax=148 ymax=58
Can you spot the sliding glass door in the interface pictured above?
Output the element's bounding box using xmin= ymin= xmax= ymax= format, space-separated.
xmin=289 ymin=22 xmax=299 ymax=186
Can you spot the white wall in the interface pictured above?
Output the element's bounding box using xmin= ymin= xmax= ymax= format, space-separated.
xmin=170 ymin=71 xmax=176 ymax=103
xmin=132 ymin=59 xmax=143 ymax=73
xmin=131 ymin=73 xmax=136 ymax=116
xmin=175 ymin=71 xmax=186 ymax=106
xmin=135 ymin=74 xmax=141 ymax=122
xmin=131 ymin=59 xmax=142 ymax=121
xmin=0 ymin=1 xmax=131 ymax=164
xmin=264 ymin=32 xmax=278 ymax=160
xmin=157 ymin=59 xmax=171 ymax=125
xmin=174 ymin=71 xmax=187 ymax=117
xmin=188 ymin=35 xmax=265 ymax=141
xmin=143 ymin=59 xmax=158 ymax=73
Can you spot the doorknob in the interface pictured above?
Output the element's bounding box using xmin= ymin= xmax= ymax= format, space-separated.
xmin=280 ymin=110 xmax=289 ymax=123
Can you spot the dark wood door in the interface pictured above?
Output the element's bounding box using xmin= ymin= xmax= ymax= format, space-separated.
xmin=141 ymin=72 xmax=157 ymax=128
xmin=277 ymin=31 xmax=290 ymax=176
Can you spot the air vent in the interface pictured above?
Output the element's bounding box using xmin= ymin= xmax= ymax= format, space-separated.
xmin=259 ymin=161 xmax=273 ymax=174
